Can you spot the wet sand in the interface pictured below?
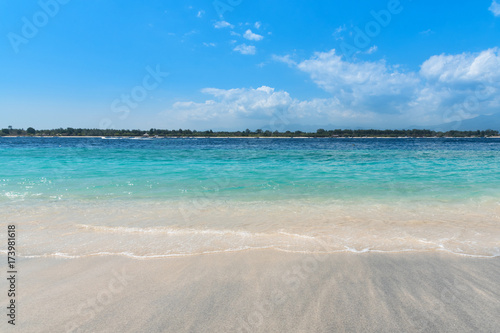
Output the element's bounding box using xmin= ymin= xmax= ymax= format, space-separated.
xmin=1 ymin=251 xmax=499 ymax=332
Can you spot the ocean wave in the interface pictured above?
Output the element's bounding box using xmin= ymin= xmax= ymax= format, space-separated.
xmin=1 ymin=241 xmax=498 ymax=260
xmin=77 ymin=224 xmax=257 ymax=237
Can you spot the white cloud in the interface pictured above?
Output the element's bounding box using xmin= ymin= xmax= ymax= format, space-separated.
xmin=489 ymin=1 xmax=500 ymax=16
xmin=166 ymin=86 xmax=291 ymax=122
xmin=243 ymin=29 xmax=264 ymax=41
xmin=273 ymin=48 xmax=500 ymax=125
xmin=203 ymin=42 xmax=216 ymax=47
xmin=420 ymin=48 xmax=500 ymax=83
xmin=366 ymin=45 xmax=378 ymax=54
xmin=333 ymin=25 xmax=346 ymax=40
xmin=214 ymin=21 xmax=233 ymax=29
xmin=295 ymin=49 xmax=418 ymax=100
xmin=420 ymin=29 xmax=434 ymax=35
xmin=233 ymin=44 xmax=256 ymax=55
xmin=161 ymin=86 xmax=366 ymax=129
xmin=160 ymin=48 xmax=500 ymax=130
xmin=255 ymin=21 xmax=262 ymax=29
xmin=197 ymin=10 xmax=205 ymax=18
xmin=183 ymin=30 xmax=198 ymax=37
xmin=272 ymin=54 xmax=297 ymax=66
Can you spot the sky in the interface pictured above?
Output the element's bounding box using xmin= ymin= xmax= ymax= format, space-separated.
xmin=1 ymin=0 xmax=500 ymax=131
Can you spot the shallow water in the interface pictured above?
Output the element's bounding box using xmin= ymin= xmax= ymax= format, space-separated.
xmin=1 ymin=137 xmax=499 ymax=257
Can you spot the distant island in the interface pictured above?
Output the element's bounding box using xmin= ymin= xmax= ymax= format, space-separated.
xmin=1 ymin=127 xmax=499 ymax=138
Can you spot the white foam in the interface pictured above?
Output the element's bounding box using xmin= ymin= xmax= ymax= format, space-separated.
xmin=4 ymin=199 xmax=499 ymax=260
xmin=6 ymin=247 xmax=499 ymax=260
xmin=77 ymin=224 xmax=256 ymax=237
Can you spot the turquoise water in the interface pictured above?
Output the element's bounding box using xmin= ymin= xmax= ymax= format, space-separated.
xmin=1 ymin=137 xmax=499 ymax=257
xmin=2 ymin=137 xmax=500 ymax=202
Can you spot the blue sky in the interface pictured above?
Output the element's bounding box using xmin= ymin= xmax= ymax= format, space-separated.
xmin=1 ymin=0 xmax=500 ymax=130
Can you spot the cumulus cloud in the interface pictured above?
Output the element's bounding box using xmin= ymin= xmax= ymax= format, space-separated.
xmin=276 ymin=48 xmax=500 ymax=122
xmin=163 ymin=48 xmax=500 ymax=129
xmin=420 ymin=48 xmax=500 ymax=83
xmin=293 ymin=49 xmax=419 ymax=114
xmin=164 ymin=87 xmax=290 ymax=126
xmin=243 ymin=29 xmax=264 ymax=41
xmin=233 ymin=44 xmax=256 ymax=55
xmin=161 ymin=86 xmax=367 ymax=129
xmin=214 ymin=21 xmax=233 ymax=29
xmin=489 ymin=1 xmax=500 ymax=16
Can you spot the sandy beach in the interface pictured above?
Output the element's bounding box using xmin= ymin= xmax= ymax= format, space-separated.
xmin=2 ymin=251 xmax=499 ymax=332
xmin=4 ymin=0 xmax=500 ymax=332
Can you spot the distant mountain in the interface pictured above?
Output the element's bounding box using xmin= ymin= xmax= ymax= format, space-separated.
xmin=258 ymin=113 xmax=500 ymax=132
xmin=425 ymin=113 xmax=500 ymax=131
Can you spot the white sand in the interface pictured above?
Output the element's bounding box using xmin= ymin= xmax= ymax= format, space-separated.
xmin=1 ymin=251 xmax=499 ymax=332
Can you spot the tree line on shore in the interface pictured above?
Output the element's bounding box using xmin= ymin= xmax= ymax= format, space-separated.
xmin=1 ymin=127 xmax=499 ymax=138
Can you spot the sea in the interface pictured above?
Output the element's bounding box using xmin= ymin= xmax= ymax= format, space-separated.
xmin=1 ymin=137 xmax=499 ymax=258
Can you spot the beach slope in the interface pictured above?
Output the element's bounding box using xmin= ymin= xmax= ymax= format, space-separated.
xmin=2 ymin=252 xmax=499 ymax=332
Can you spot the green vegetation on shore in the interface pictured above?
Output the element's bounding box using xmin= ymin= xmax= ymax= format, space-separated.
xmin=1 ymin=127 xmax=499 ymax=138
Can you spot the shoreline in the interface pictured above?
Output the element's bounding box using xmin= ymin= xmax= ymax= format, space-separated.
xmin=2 ymin=135 xmax=500 ymax=139
xmin=10 ymin=247 xmax=500 ymax=260
xmin=2 ymin=251 xmax=499 ymax=332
